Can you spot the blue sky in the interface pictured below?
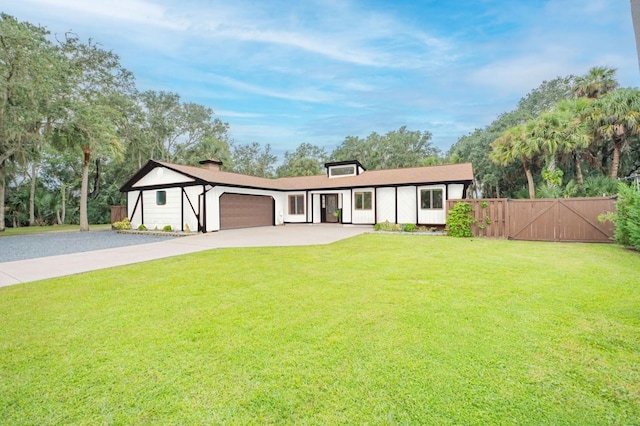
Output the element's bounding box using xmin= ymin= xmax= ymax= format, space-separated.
xmin=4 ymin=0 xmax=639 ymax=158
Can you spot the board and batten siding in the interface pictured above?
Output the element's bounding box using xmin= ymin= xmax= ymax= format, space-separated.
xmin=447 ymin=184 xmax=465 ymax=200
xmin=417 ymin=184 xmax=446 ymax=224
xmin=132 ymin=166 xmax=195 ymax=188
xmin=182 ymin=186 xmax=202 ymax=232
xmin=352 ymin=187 xmax=375 ymax=224
xmin=396 ymin=186 xmax=417 ymax=224
xmin=142 ymin=188 xmax=183 ymax=230
xmin=127 ymin=190 xmax=142 ymax=227
xmin=284 ymin=192 xmax=307 ymax=223
xmin=376 ymin=187 xmax=396 ymax=223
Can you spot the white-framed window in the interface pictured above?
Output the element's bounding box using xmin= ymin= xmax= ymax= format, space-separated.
xmin=156 ymin=190 xmax=167 ymax=205
xmin=354 ymin=191 xmax=372 ymax=210
xmin=329 ymin=165 xmax=356 ymax=177
xmin=288 ymin=194 xmax=305 ymax=215
xmin=420 ymin=189 xmax=443 ymax=209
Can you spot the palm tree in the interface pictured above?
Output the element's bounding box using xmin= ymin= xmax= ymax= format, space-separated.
xmin=573 ymin=66 xmax=618 ymax=99
xmin=551 ymin=98 xmax=592 ymax=186
xmin=588 ymin=88 xmax=640 ymax=178
xmin=490 ymin=125 xmax=537 ymax=199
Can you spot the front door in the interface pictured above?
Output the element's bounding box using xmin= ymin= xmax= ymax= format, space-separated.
xmin=322 ymin=194 xmax=339 ymax=223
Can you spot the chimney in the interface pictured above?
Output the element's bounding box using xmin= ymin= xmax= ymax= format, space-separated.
xmin=199 ymin=159 xmax=223 ymax=172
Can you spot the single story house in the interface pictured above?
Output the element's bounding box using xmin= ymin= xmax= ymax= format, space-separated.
xmin=119 ymin=159 xmax=474 ymax=232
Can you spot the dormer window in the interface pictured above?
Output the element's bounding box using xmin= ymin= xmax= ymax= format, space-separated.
xmin=325 ymin=160 xmax=365 ymax=178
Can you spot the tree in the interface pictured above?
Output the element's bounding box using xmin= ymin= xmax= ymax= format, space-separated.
xmin=588 ymin=88 xmax=640 ymax=178
xmin=573 ymin=66 xmax=618 ymax=99
xmin=0 ymin=14 xmax=61 ymax=231
xmin=276 ymin=143 xmax=327 ymax=177
xmin=54 ymin=35 xmax=134 ymax=231
xmin=231 ymin=142 xmax=277 ymax=178
xmin=331 ymin=126 xmax=438 ymax=170
xmin=490 ymin=124 xmax=537 ymax=198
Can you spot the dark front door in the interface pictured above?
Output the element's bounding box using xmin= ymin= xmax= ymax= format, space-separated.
xmin=321 ymin=194 xmax=339 ymax=223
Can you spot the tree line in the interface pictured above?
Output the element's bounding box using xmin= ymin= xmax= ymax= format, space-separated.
xmin=449 ymin=67 xmax=640 ymax=199
xmin=1 ymin=14 xmax=444 ymax=230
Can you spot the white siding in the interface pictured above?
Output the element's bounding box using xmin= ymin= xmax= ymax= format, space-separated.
xmin=284 ymin=192 xmax=307 ymax=223
xmin=376 ymin=187 xmax=396 ymax=223
xmin=448 ymin=183 xmax=465 ymax=200
xmin=397 ymin=186 xmax=417 ymax=224
xmin=182 ymin=186 xmax=202 ymax=232
xmin=312 ymin=194 xmax=321 ymax=223
xmin=352 ymin=187 xmax=375 ymax=224
xmin=417 ymin=184 xmax=446 ymax=224
xmin=142 ymin=188 xmax=182 ymax=231
xmin=127 ymin=191 xmax=142 ymax=228
xmin=133 ymin=166 xmax=195 ymax=187
xmin=341 ymin=191 xmax=352 ymax=223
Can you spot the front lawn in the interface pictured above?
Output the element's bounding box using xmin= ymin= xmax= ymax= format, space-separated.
xmin=1 ymin=235 xmax=638 ymax=424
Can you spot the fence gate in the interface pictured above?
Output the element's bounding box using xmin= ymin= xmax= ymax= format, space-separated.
xmin=447 ymin=197 xmax=616 ymax=243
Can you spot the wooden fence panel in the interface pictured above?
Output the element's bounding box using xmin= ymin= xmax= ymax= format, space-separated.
xmin=446 ymin=197 xmax=616 ymax=243
xmin=110 ymin=205 xmax=127 ymax=224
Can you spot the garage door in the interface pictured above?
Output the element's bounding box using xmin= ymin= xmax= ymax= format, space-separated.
xmin=219 ymin=193 xmax=274 ymax=230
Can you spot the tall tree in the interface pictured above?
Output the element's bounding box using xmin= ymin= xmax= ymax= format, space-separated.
xmin=490 ymin=124 xmax=536 ymax=198
xmin=276 ymin=143 xmax=327 ymax=177
xmin=588 ymin=88 xmax=640 ymax=178
xmin=573 ymin=66 xmax=618 ymax=99
xmin=231 ymin=142 xmax=277 ymax=178
xmin=54 ymin=35 xmax=134 ymax=231
xmin=0 ymin=14 xmax=61 ymax=231
xmin=331 ymin=126 xmax=438 ymax=170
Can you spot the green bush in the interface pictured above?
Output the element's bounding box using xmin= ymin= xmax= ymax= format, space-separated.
xmin=446 ymin=202 xmax=476 ymax=237
xmin=163 ymin=225 xmax=172 ymax=232
xmin=137 ymin=224 xmax=148 ymax=231
xmin=112 ymin=218 xmax=131 ymax=231
xmin=614 ymin=183 xmax=640 ymax=249
xmin=402 ymin=223 xmax=417 ymax=232
xmin=374 ymin=221 xmax=400 ymax=232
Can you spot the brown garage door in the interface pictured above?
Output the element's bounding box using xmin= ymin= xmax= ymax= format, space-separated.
xmin=219 ymin=193 xmax=274 ymax=230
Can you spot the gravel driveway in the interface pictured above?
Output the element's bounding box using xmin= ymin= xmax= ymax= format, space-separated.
xmin=0 ymin=230 xmax=177 ymax=263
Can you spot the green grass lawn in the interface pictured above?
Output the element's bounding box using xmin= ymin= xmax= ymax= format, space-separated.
xmin=1 ymin=235 xmax=639 ymax=424
xmin=0 ymin=223 xmax=111 ymax=237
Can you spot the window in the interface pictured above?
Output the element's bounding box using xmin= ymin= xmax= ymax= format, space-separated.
xmin=288 ymin=194 xmax=305 ymax=215
xmin=330 ymin=166 xmax=355 ymax=177
xmin=354 ymin=191 xmax=372 ymax=210
xmin=420 ymin=189 xmax=443 ymax=209
xmin=156 ymin=190 xmax=166 ymax=205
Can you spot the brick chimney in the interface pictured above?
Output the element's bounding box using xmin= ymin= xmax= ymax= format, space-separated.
xmin=199 ymin=159 xmax=223 ymax=172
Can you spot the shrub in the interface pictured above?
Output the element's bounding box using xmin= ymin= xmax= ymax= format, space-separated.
xmin=402 ymin=223 xmax=417 ymax=232
xmin=112 ymin=218 xmax=131 ymax=231
xmin=614 ymin=183 xmax=640 ymax=250
xmin=446 ymin=202 xmax=476 ymax=237
xmin=137 ymin=224 xmax=148 ymax=231
xmin=163 ymin=225 xmax=172 ymax=232
xmin=374 ymin=221 xmax=399 ymax=232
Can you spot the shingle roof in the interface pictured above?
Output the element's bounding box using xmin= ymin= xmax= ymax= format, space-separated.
xmin=157 ymin=161 xmax=473 ymax=190
xmin=122 ymin=160 xmax=474 ymax=192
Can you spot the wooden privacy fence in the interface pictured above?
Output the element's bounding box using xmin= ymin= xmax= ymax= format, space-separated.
xmin=110 ymin=205 xmax=127 ymax=225
xmin=446 ymin=197 xmax=616 ymax=243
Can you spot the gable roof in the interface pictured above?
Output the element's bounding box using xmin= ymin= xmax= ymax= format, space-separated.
xmin=120 ymin=159 xmax=474 ymax=192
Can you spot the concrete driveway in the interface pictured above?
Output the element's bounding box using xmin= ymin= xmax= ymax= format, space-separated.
xmin=0 ymin=225 xmax=369 ymax=287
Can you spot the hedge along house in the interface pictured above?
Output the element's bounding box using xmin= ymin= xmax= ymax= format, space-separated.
xmin=119 ymin=159 xmax=474 ymax=232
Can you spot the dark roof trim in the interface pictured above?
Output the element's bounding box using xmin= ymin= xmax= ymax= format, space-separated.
xmin=324 ymin=159 xmax=366 ymax=170
xmin=119 ymin=159 xmax=209 ymax=192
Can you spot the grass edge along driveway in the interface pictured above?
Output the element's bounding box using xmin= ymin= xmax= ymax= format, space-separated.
xmin=1 ymin=235 xmax=638 ymax=425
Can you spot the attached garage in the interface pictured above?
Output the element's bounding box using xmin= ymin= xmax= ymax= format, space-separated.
xmin=219 ymin=193 xmax=274 ymax=230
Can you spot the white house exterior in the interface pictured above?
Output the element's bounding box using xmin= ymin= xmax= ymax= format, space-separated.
xmin=120 ymin=159 xmax=474 ymax=232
